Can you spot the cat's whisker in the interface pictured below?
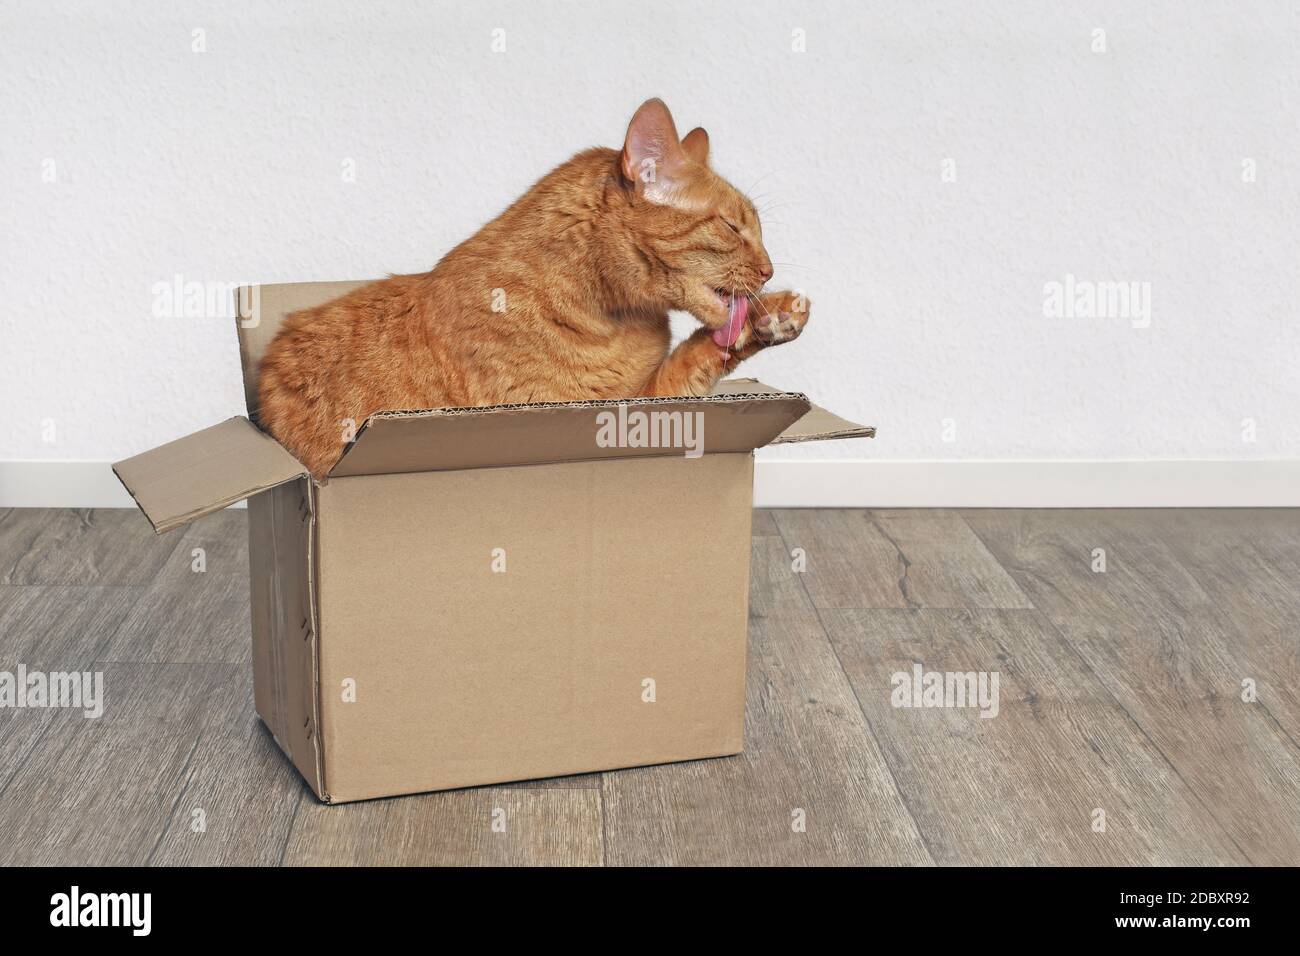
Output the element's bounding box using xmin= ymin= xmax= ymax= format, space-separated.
xmin=742 ymin=166 xmax=793 ymax=199
xmin=742 ymin=284 xmax=777 ymax=324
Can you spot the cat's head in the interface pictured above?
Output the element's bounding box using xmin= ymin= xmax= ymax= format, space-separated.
xmin=616 ymin=99 xmax=774 ymax=333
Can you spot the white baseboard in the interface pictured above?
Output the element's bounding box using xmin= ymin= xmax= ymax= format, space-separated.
xmin=0 ymin=461 xmax=247 ymax=509
xmin=1 ymin=462 xmax=136 ymax=508
xmin=1 ymin=459 xmax=1298 ymax=510
xmin=754 ymin=459 xmax=1300 ymax=507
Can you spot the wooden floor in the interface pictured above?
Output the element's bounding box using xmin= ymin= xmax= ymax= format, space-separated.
xmin=0 ymin=507 xmax=1297 ymax=866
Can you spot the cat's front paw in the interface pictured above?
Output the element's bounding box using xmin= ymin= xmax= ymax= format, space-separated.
xmin=748 ymin=291 xmax=810 ymax=346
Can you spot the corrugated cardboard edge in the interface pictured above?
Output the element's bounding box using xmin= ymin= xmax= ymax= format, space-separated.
xmin=362 ymin=389 xmax=807 ymax=421
xmin=344 ymin=390 xmax=812 ymax=441
xmin=329 ymin=390 xmax=813 ymax=477
xmin=110 ymin=464 xmax=169 ymax=533
xmin=772 ymin=422 xmax=876 ymax=443
xmin=715 ymin=378 xmax=876 ymax=443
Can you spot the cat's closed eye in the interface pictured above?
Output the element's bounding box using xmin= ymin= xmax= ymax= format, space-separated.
xmin=720 ymin=217 xmax=740 ymax=233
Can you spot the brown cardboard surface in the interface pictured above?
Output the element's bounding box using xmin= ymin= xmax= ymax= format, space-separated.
xmin=247 ymin=478 xmax=324 ymax=797
xmin=327 ymin=392 xmax=811 ymax=478
xmin=314 ymin=453 xmax=754 ymax=803
xmin=235 ymin=279 xmax=370 ymax=421
xmin=712 ymin=378 xmax=875 ymax=443
xmin=112 ymin=417 xmax=306 ymax=533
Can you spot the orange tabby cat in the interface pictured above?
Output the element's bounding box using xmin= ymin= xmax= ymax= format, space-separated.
xmin=258 ymin=98 xmax=809 ymax=477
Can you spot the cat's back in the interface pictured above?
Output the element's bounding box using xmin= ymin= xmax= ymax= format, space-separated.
xmin=257 ymin=273 xmax=441 ymax=472
xmin=261 ymin=270 xmax=428 ymax=387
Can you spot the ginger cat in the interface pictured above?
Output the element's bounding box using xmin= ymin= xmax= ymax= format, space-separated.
xmin=258 ymin=98 xmax=809 ymax=477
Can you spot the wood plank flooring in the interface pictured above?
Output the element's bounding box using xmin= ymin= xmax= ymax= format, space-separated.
xmin=0 ymin=506 xmax=1295 ymax=866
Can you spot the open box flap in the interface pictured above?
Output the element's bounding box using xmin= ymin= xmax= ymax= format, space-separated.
xmin=711 ymin=378 xmax=875 ymax=443
xmin=236 ymin=279 xmax=371 ymax=422
xmin=328 ymin=391 xmax=812 ymax=478
xmin=113 ymin=417 xmax=308 ymax=533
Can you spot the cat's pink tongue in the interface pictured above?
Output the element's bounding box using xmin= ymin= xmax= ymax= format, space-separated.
xmin=713 ymin=294 xmax=749 ymax=349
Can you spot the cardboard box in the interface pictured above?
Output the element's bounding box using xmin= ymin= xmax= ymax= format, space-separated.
xmin=112 ymin=280 xmax=873 ymax=803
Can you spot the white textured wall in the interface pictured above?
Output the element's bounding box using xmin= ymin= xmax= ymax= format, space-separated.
xmin=3 ymin=0 xmax=1298 ymax=464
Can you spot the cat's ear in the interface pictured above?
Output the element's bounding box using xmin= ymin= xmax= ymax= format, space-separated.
xmin=621 ymin=98 xmax=691 ymax=204
xmin=681 ymin=127 xmax=710 ymax=166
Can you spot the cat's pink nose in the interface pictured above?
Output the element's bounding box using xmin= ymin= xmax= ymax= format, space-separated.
xmin=757 ymin=261 xmax=773 ymax=282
